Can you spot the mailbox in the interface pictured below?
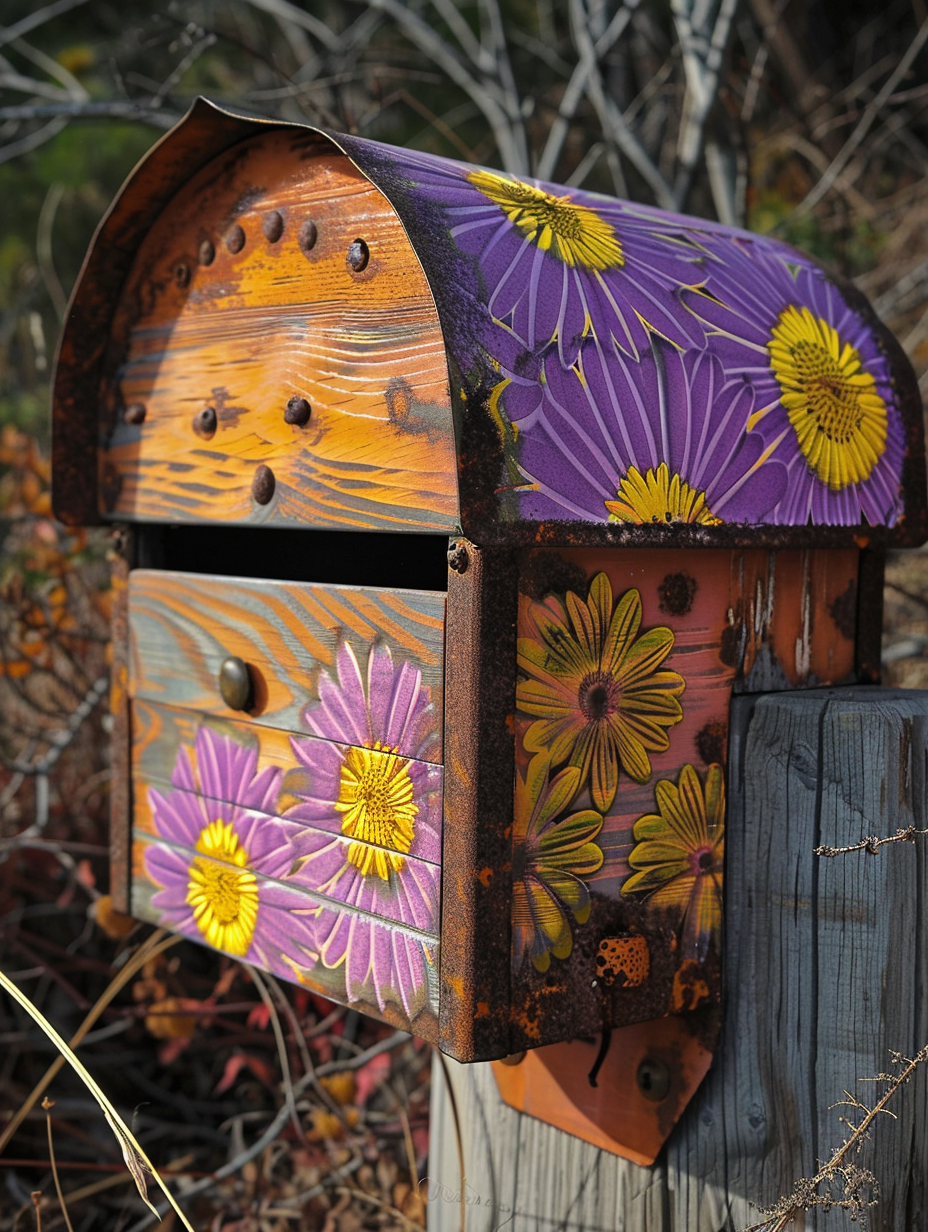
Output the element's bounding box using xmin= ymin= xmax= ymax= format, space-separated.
xmin=53 ymin=100 xmax=926 ymax=1081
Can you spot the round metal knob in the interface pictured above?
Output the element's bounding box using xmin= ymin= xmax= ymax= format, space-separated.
xmin=219 ymin=657 xmax=253 ymax=711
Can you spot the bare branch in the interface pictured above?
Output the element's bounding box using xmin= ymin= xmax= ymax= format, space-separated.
xmin=671 ymin=0 xmax=741 ymax=210
xmin=0 ymin=0 xmax=91 ymax=52
xmin=536 ymin=0 xmax=642 ymax=182
xmin=797 ymin=13 xmax=928 ymax=214
xmin=568 ymin=0 xmax=675 ymax=207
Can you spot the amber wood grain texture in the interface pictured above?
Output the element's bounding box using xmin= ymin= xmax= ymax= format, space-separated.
xmin=126 ymin=569 xmax=445 ymax=747
xmin=98 ymin=128 xmax=459 ymax=533
xmin=439 ymin=542 xmax=518 ymax=1062
xmin=428 ymin=689 xmax=928 ymax=1230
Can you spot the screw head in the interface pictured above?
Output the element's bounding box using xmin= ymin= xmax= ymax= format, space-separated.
xmin=193 ymin=406 xmax=217 ymax=439
xmin=199 ymin=239 xmax=215 ymax=266
xmin=636 ymin=1057 xmax=671 ymax=1102
xmin=219 ymin=656 xmax=253 ymax=711
xmin=284 ymin=396 xmax=312 ymax=427
xmin=225 ymin=224 xmax=246 ymax=254
xmin=124 ymin=402 xmax=146 ymax=426
xmin=252 ymin=463 xmax=276 ymax=506
xmin=299 ymin=219 xmax=318 ymax=255
xmin=347 ymin=238 xmax=370 ymax=273
xmin=447 ymin=541 xmax=469 ymax=574
xmin=262 ymin=210 xmax=284 ymax=243
xmin=498 ymin=1051 xmax=526 ymax=1067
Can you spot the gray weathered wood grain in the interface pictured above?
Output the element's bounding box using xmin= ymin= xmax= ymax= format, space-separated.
xmin=428 ymin=689 xmax=928 ymax=1231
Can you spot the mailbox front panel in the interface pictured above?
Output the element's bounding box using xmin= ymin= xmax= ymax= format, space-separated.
xmin=97 ymin=132 xmax=459 ymax=534
xmin=126 ymin=570 xmax=445 ymax=1040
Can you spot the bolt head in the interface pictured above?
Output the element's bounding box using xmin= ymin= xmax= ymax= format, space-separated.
xmin=284 ymin=396 xmax=312 ymax=427
xmin=252 ymin=463 xmax=276 ymax=506
xmin=219 ymin=657 xmax=253 ymax=711
xmin=347 ymin=238 xmax=370 ymax=273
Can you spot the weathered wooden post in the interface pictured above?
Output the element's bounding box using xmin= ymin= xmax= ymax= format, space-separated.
xmin=51 ymin=99 xmax=928 ymax=1218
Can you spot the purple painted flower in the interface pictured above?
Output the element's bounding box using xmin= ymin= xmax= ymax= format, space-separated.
xmin=144 ymin=727 xmax=318 ymax=969
xmin=683 ymin=236 xmax=905 ymax=526
xmin=284 ymin=642 xmax=441 ymax=1018
xmin=387 ymin=147 xmax=708 ymax=365
xmin=505 ymin=337 xmax=788 ymax=524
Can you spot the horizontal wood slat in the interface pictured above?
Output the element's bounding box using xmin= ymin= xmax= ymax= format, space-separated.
xmin=131 ymin=836 xmax=440 ymax=1039
xmin=128 ymin=570 xmax=446 ymax=754
xmin=99 ymin=133 xmax=459 ymax=532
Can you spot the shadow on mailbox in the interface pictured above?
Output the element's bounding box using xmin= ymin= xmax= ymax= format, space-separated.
xmin=52 ymin=98 xmax=927 ymax=1163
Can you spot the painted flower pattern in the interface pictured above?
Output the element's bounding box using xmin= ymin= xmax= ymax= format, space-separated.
xmin=512 ymin=754 xmax=604 ymax=972
xmin=144 ymin=727 xmax=318 ymax=968
xmin=622 ymin=762 xmax=724 ymax=959
xmin=518 ymin=572 xmax=684 ymax=812
xmin=284 ymin=642 xmax=441 ymax=1018
xmin=684 ymin=237 xmax=905 ymax=526
xmin=503 ymin=339 xmax=788 ymax=523
xmin=391 ymin=146 xmax=708 ymax=364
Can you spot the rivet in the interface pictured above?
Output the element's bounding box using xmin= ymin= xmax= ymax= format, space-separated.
xmin=193 ymin=406 xmax=217 ymax=439
xmin=226 ymin=224 xmax=246 ymax=254
xmin=347 ymin=238 xmax=370 ymax=273
xmin=174 ymin=262 xmax=190 ymax=288
xmin=284 ymin=396 xmax=312 ymax=427
xmin=498 ymin=1051 xmax=526 ymax=1067
xmin=262 ymin=210 xmax=284 ymax=243
xmin=447 ymin=541 xmax=469 ymax=574
xmin=124 ymin=402 xmax=146 ymax=426
xmin=252 ymin=464 xmax=276 ymax=505
xmin=199 ymin=239 xmax=215 ymax=266
xmin=636 ymin=1057 xmax=671 ymax=1102
xmin=219 ymin=656 xmax=253 ymax=712
xmin=299 ymin=220 xmax=318 ymax=255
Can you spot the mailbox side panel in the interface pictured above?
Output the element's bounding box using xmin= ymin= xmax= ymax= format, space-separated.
xmin=125 ymin=571 xmax=445 ymax=1040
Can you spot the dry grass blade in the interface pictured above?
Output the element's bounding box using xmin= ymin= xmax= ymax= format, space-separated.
xmin=0 ymin=928 xmax=181 ymax=1153
xmin=44 ymin=1099 xmax=75 ymax=1232
xmin=0 ymin=966 xmax=194 ymax=1230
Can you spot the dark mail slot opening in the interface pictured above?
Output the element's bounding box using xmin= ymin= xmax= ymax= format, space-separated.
xmin=135 ymin=524 xmax=451 ymax=592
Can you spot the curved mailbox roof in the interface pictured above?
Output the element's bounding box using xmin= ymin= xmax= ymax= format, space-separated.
xmin=53 ymin=97 xmax=927 ymax=547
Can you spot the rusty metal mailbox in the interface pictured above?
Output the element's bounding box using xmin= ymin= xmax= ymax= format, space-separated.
xmin=52 ymin=99 xmax=926 ymax=1132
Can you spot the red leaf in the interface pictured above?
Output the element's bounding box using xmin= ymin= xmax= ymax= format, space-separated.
xmin=215 ymin=1052 xmax=276 ymax=1094
xmin=354 ymin=1052 xmax=391 ymax=1107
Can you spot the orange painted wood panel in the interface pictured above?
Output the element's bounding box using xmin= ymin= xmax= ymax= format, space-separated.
xmin=128 ymin=569 xmax=445 ymax=755
xmin=505 ymin=545 xmax=858 ymax=1051
xmin=99 ymin=131 xmax=459 ymax=532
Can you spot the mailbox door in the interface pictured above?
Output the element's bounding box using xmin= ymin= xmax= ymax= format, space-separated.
xmin=125 ymin=569 xmax=445 ymax=1041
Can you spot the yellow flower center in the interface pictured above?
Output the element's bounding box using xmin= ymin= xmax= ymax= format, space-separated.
xmin=469 ymin=169 xmax=624 ymax=271
xmin=336 ymin=742 xmax=418 ymax=880
xmin=606 ymin=462 xmax=721 ymax=525
xmin=768 ymin=304 xmax=888 ymax=489
xmin=186 ymin=818 xmax=258 ymax=957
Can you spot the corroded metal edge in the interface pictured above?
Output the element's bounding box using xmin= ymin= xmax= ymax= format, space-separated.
xmin=108 ymin=525 xmax=133 ymax=913
xmin=439 ymin=541 xmax=518 ymax=1060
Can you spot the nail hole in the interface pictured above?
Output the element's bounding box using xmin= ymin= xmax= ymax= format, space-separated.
xmin=174 ymin=262 xmax=190 ymax=288
xmin=226 ymin=224 xmax=246 ymax=254
xmin=124 ymin=403 xmax=146 ymax=426
xmin=199 ymin=239 xmax=215 ymax=266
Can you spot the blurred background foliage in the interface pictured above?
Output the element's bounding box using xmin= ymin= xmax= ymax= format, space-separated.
xmin=2 ymin=0 xmax=928 ymax=1227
